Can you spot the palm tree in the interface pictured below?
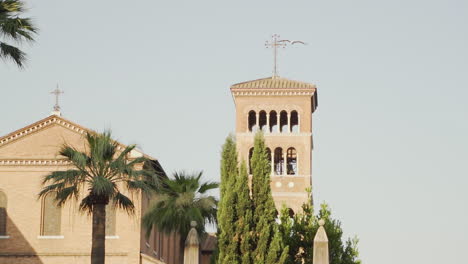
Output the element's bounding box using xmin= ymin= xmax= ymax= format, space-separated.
xmin=142 ymin=171 xmax=218 ymax=241
xmin=0 ymin=0 xmax=37 ymax=68
xmin=39 ymin=131 xmax=160 ymax=264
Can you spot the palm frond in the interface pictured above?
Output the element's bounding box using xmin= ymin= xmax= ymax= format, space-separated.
xmin=198 ymin=181 xmax=219 ymax=194
xmin=112 ymin=192 xmax=135 ymax=214
xmin=0 ymin=41 xmax=25 ymax=67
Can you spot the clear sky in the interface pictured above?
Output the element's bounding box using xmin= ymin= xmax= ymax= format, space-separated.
xmin=1 ymin=0 xmax=467 ymax=263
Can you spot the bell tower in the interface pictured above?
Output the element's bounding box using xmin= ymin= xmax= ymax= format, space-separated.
xmin=230 ymin=76 xmax=318 ymax=212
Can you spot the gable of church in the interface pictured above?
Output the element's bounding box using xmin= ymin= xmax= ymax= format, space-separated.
xmin=0 ymin=116 xmax=90 ymax=160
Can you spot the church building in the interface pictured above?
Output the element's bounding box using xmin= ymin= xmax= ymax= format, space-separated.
xmin=0 ymin=113 xmax=189 ymax=264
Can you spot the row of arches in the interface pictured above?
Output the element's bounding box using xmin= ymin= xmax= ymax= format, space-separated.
xmin=249 ymin=147 xmax=298 ymax=176
xmin=248 ymin=110 xmax=299 ymax=133
xmin=0 ymin=190 xmax=116 ymax=237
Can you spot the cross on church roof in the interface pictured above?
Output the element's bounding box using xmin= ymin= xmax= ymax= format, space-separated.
xmin=265 ymin=34 xmax=306 ymax=78
xmin=50 ymin=84 xmax=64 ymax=115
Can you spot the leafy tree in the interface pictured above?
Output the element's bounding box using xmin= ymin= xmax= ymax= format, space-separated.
xmin=217 ymin=133 xmax=288 ymax=264
xmin=235 ymin=162 xmax=253 ymax=264
xmin=142 ymin=171 xmax=218 ymax=241
xmin=0 ymin=0 xmax=37 ymax=67
xmin=250 ymin=132 xmax=288 ymax=264
xmin=39 ymin=131 xmax=159 ymax=264
xmin=217 ymin=135 xmax=240 ymax=263
xmin=279 ymin=198 xmax=361 ymax=264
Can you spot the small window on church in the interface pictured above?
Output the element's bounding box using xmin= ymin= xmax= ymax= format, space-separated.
xmin=290 ymin=111 xmax=299 ymax=133
xmin=287 ymin=148 xmax=297 ymax=175
xmin=269 ymin=111 xmax=278 ymax=133
xmin=248 ymin=111 xmax=256 ymax=132
xmin=259 ymin=111 xmax=267 ymax=132
xmin=106 ymin=204 xmax=116 ymax=236
xmin=280 ymin=111 xmax=288 ymax=133
xmin=274 ymin=148 xmax=284 ymax=175
xmin=41 ymin=192 xmax=61 ymax=236
xmin=0 ymin=191 xmax=7 ymax=236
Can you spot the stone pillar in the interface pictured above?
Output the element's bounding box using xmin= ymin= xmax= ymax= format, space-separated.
xmin=313 ymin=219 xmax=329 ymax=264
xmin=277 ymin=112 xmax=280 ymax=133
xmin=282 ymin=150 xmax=286 ymax=176
xmin=255 ymin=112 xmax=259 ymax=132
xmin=287 ymin=112 xmax=291 ymax=133
xmin=266 ymin=112 xmax=270 ymax=133
xmin=184 ymin=221 xmax=199 ymax=264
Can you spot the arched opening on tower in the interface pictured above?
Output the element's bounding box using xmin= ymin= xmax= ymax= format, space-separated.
xmin=259 ymin=111 xmax=267 ymax=132
xmin=290 ymin=111 xmax=299 ymax=133
xmin=249 ymin=147 xmax=254 ymax=174
xmin=288 ymin=208 xmax=295 ymax=218
xmin=269 ymin=111 xmax=278 ymax=133
xmin=248 ymin=111 xmax=256 ymax=132
xmin=274 ymin=147 xmax=284 ymax=175
xmin=280 ymin=111 xmax=288 ymax=133
xmin=287 ymin=147 xmax=297 ymax=175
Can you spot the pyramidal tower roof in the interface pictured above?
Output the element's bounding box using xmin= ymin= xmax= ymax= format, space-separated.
xmin=230 ymin=76 xmax=316 ymax=90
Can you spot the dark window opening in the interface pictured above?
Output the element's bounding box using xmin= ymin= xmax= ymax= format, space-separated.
xmin=274 ymin=147 xmax=284 ymax=175
xmin=287 ymin=148 xmax=297 ymax=175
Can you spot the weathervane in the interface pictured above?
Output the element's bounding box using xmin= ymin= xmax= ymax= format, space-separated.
xmin=265 ymin=34 xmax=306 ymax=78
xmin=50 ymin=84 xmax=64 ymax=114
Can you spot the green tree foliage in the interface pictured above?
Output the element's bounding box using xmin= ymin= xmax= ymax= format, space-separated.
xmin=279 ymin=197 xmax=361 ymax=264
xmin=0 ymin=0 xmax=37 ymax=67
xmin=236 ymin=162 xmax=253 ymax=263
xmin=217 ymin=135 xmax=240 ymax=263
xmin=39 ymin=131 xmax=159 ymax=264
xmin=217 ymin=133 xmax=287 ymax=264
xmin=250 ymin=132 xmax=288 ymax=264
xmin=142 ymin=171 xmax=218 ymax=240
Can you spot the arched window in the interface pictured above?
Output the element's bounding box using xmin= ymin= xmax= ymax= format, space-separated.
xmin=259 ymin=111 xmax=267 ymax=132
xmin=269 ymin=111 xmax=278 ymax=133
xmin=287 ymin=148 xmax=297 ymax=175
xmin=274 ymin=148 xmax=284 ymax=175
xmin=248 ymin=111 xmax=256 ymax=132
xmin=290 ymin=111 xmax=299 ymax=133
xmin=106 ymin=204 xmax=116 ymax=236
xmin=288 ymin=208 xmax=295 ymax=218
xmin=0 ymin=191 xmax=6 ymax=236
xmin=249 ymin=147 xmax=254 ymax=174
xmin=266 ymin=148 xmax=272 ymax=173
xmin=41 ymin=192 xmax=61 ymax=236
xmin=280 ymin=111 xmax=288 ymax=133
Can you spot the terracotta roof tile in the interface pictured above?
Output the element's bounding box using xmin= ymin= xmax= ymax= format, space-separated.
xmin=231 ymin=76 xmax=315 ymax=90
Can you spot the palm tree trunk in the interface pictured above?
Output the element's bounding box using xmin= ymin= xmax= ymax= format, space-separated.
xmin=91 ymin=203 xmax=106 ymax=264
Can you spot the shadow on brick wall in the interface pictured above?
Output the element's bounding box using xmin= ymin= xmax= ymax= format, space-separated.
xmin=0 ymin=216 xmax=44 ymax=264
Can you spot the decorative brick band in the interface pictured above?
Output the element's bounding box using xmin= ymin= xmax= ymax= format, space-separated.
xmin=0 ymin=160 xmax=71 ymax=166
xmin=232 ymin=91 xmax=314 ymax=96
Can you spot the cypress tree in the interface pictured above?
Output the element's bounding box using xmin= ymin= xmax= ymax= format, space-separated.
xmin=235 ymin=162 xmax=253 ymax=264
xmin=217 ymin=135 xmax=240 ymax=263
xmin=250 ymin=132 xmax=288 ymax=264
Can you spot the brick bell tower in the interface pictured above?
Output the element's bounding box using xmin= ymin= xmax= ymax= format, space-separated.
xmin=230 ymin=76 xmax=318 ymax=212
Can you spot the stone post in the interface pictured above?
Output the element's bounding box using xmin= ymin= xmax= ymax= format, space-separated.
xmin=313 ymin=219 xmax=329 ymax=264
xmin=184 ymin=221 xmax=199 ymax=264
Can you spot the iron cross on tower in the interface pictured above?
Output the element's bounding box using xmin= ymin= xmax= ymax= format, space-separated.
xmin=265 ymin=34 xmax=306 ymax=78
xmin=50 ymin=84 xmax=64 ymax=112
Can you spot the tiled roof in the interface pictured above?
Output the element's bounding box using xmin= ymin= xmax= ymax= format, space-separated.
xmin=231 ymin=76 xmax=315 ymax=90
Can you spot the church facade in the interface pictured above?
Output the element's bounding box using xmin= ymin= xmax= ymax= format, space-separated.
xmin=0 ymin=114 xmax=184 ymax=264
xmin=231 ymin=76 xmax=318 ymax=212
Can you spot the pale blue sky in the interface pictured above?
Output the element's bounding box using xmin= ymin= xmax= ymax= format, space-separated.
xmin=1 ymin=0 xmax=467 ymax=263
